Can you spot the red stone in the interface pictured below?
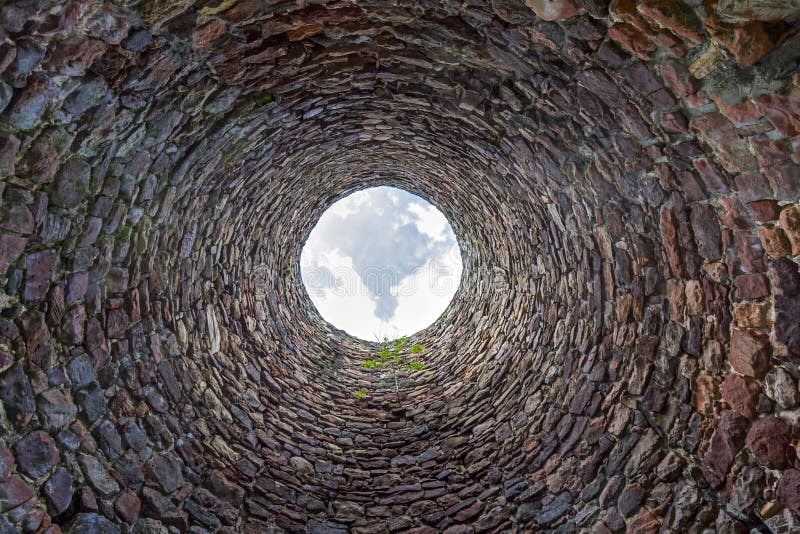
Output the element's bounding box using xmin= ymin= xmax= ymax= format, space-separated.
xmin=658 ymin=61 xmax=697 ymax=97
xmin=752 ymin=136 xmax=791 ymax=169
xmin=115 ymin=489 xmax=141 ymax=523
xmin=733 ymin=231 xmax=765 ymax=273
xmin=747 ymin=200 xmax=781 ymax=222
xmin=755 ymin=91 xmax=800 ymax=137
xmin=690 ymin=112 xmax=757 ymax=173
xmin=194 ymin=20 xmax=227 ymax=50
xmin=701 ymin=411 xmax=750 ymax=488
xmin=711 ymin=95 xmax=761 ymax=124
xmin=729 ymin=329 xmax=771 ymax=378
xmin=721 ymin=373 xmax=760 ymax=420
xmin=637 ymin=0 xmax=705 ymax=45
xmin=780 ymin=204 xmax=800 ymax=255
xmin=106 ymin=308 xmax=129 ymax=339
xmin=746 ymin=416 xmax=791 ymax=469
xmin=692 ymin=157 xmax=730 ymax=194
xmin=710 ymin=21 xmax=778 ymax=66
xmin=660 ymin=207 xmax=685 ymax=278
xmin=765 ymin=163 xmax=800 ymax=201
xmin=609 ymin=23 xmax=656 ymax=60
xmin=733 ymin=273 xmax=770 ymax=299
xmin=625 ymin=506 xmax=660 ymax=533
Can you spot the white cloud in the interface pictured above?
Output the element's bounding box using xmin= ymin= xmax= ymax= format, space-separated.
xmin=300 ymin=186 xmax=462 ymax=340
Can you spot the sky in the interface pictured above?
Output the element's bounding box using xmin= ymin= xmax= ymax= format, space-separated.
xmin=300 ymin=186 xmax=463 ymax=341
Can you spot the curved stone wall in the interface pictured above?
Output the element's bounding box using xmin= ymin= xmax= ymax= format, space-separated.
xmin=1 ymin=0 xmax=800 ymax=532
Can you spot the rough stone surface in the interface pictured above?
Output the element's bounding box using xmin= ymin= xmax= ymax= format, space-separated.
xmin=0 ymin=0 xmax=799 ymax=531
xmin=12 ymin=431 xmax=59 ymax=480
xmin=746 ymin=416 xmax=792 ymax=469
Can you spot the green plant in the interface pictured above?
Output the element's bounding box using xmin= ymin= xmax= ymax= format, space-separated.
xmin=254 ymin=92 xmax=274 ymax=107
xmin=359 ymin=337 xmax=427 ymax=401
xmin=355 ymin=388 xmax=368 ymax=399
xmin=281 ymin=259 xmax=292 ymax=279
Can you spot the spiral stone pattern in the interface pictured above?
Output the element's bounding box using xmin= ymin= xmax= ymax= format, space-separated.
xmin=1 ymin=0 xmax=800 ymax=532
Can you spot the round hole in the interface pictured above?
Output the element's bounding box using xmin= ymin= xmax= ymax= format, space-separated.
xmin=300 ymin=186 xmax=463 ymax=341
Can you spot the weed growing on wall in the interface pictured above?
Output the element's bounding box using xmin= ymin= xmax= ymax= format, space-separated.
xmin=357 ymin=337 xmax=426 ymax=401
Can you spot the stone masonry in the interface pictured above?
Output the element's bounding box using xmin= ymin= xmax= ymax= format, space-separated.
xmin=1 ymin=0 xmax=800 ymax=532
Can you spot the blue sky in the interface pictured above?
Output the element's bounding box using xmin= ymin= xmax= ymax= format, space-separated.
xmin=300 ymin=187 xmax=462 ymax=340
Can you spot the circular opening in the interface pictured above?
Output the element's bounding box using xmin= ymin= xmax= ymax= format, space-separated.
xmin=300 ymin=186 xmax=463 ymax=341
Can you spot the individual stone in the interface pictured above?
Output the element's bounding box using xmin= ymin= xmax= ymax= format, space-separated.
xmin=768 ymin=258 xmax=800 ymax=357
xmin=23 ymin=249 xmax=56 ymax=304
xmin=37 ymin=388 xmax=78 ymax=430
xmin=0 ymin=204 xmax=34 ymax=235
xmin=0 ymin=363 xmax=35 ymax=423
xmin=43 ymin=467 xmax=73 ymax=514
xmin=67 ymin=353 xmax=96 ymax=389
xmin=626 ymin=507 xmax=660 ymax=534
xmin=722 ymin=373 xmax=761 ymax=420
xmin=746 ymin=416 xmax=791 ymax=469
xmin=140 ymin=487 xmax=187 ymax=530
xmin=747 ymin=200 xmax=782 ymax=222
xmin=759 ymin=225 xmax=792 ymax=257
xmin=536 ymin=491 xmax=574 ymax=525
xmin=702 ymin=411 xmax=750 ymax=488
xmin=729 ymin=329 xmax=771 ymax=378
xmin=63 ymin=77 xmax=107 ymax=116
xmin=0 ymin=234 xmax=26 ymax=274
xmin=13 ymin=431 xmax=59 ymax=479
xmin=764 ymin=368 xmax=799 ymax=408
xmin=205 ymin=471 xmax=244 ymax=507
xmin=733 ymin=273 xmax=769 ymax=299
xmin=780 ymin=204 xmax=800 ymax=255
xmin=67 ymin=513 xmax=121 ymax=534
xmin=618 ymin=484 xmax=645 ymax=517
xmin=79 ymin=454 xmax=120 ymax=497
xmin=333 ymin=500 xmax=364 ymax=523
xmin=0 ymin=475 xmax=35 ymax=511
xmin=78 ymin=386 xmax=108 ymax=422
xmin=65 ymin=272 xmax=89 ymax=304
xmin=690 ymin=204 xmax=721 ymax=260
xmin=290 ymin=456 xmax=314 ymax=477
xmin=5 ymin=82 xmax=47 ymax=131
xmin=50 ymin=158 xmax=91 ymax=209
xmin=60 ymin=304 xmax=86 ymax=345
xmin=144 ymin=453 xmax=183 ymax=494
xmin=115 ymin=489 xmax=141 ymax=523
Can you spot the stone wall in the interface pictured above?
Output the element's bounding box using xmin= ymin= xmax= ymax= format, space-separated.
xmin=1 ymin=0 xmax=799 ymax=532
